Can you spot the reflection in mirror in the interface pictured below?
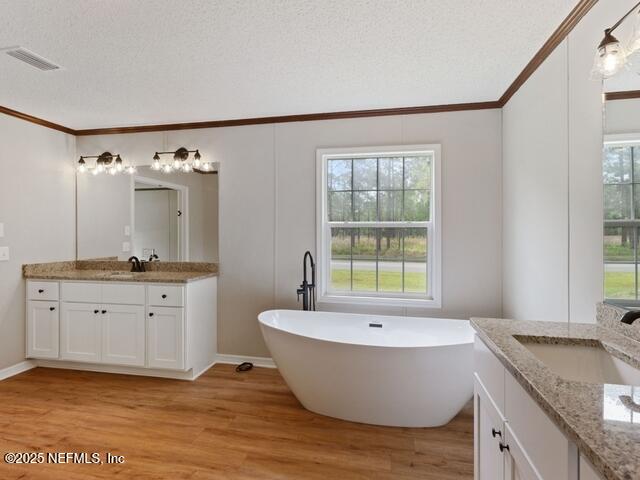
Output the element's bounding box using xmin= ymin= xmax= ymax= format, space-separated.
xmin=603 ymin=60 xmax=640 ymax=304
xmin=77 ymin=165 xmax=218 ymax=262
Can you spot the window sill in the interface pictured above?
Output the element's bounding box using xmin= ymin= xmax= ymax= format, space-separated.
xmin=319 ymin=293 xmax=442 ymax=309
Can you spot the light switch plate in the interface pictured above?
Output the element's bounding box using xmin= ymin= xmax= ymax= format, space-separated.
xmin=122 ymin=242 xmax=131 ymax=252
xmin=0 ymin=246 xmax=9 ymax=261
xmin=0 ymin=223 xmax=4 ymax=238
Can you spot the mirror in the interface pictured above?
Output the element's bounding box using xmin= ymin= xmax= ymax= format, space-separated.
xmin=77 ymin=165 xmax=219 ymax=262
xmin=603 ymin=58 xmax=640 ymax=304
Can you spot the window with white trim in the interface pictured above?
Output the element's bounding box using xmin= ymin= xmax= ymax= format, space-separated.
xmin=316 ymin=145 xmax=441 ymax=307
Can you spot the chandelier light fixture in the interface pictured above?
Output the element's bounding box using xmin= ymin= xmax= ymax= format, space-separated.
xmin=77 ymin=152 xmax=136 ymax=175
xmin=592 ymin=1 xmax=640 ymax=79
xmin=150 ymin=147 xmax=211 ymax=174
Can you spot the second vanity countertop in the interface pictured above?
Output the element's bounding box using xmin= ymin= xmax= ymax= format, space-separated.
xmin=471 ymin=317 xmax=640 ymax=480
xmin=23 ymin=260 xmax=219 ymax=284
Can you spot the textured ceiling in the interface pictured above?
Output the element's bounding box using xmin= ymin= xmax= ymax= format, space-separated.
xmin=0 ymin=0 xmax=576 ymax=129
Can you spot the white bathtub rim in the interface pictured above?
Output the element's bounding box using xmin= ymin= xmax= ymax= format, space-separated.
xmin=258 ymin=309 xmax=473 ymax=350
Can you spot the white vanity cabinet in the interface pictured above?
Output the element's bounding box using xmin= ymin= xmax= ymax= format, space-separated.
xmin=26 ymin=282 xmax=60 ymax=359
xmin=474 ymin=335 xmax=579 ymax=480
xmin=26 ymin=277 xmax=217 ymax=380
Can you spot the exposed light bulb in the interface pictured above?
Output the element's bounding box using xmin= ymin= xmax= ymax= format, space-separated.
xmin=77 ymin=164 xmax=86 ymax=173
xmin=593 ymin=30 xmax=626 ymax=78
xmin=91 ymin=167 xmax=99 ymax=176
xmin=182 ymin=163 xmax=193 ymax=173
xmin=115 ymin=155 xmax=123 ymax=172
xmin=173 ymin=159 xmax=181 ymax=169
xmin=96 ymin=163 xmax=105 ymax=173
xmin=163 ymin=164 xmax=173 ymax=174
xmin=127 ymin=165 xmax=137 ymax=175
xmin=108 ymin=167 xmax=117 ymax=175
xmin=201 ymin=162 xmax=211 ymax=172
xmin=193 ymin=150 xmax=202 ymax=168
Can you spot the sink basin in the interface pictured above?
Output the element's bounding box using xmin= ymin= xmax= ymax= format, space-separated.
xmin=98 ymin=272 xmax=135 ymax=280
xmin=518 ymin=340 xmax=640 ymax=385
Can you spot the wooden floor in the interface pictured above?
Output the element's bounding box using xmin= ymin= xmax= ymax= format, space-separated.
xmin=0 ymin=365 xmax=473 ymax=479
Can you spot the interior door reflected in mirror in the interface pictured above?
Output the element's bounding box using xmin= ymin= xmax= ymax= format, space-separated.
xmin=602 ymin=37 xmax=640 ymax=305
xmin=76 ymin=164 xmax=218 ymax=262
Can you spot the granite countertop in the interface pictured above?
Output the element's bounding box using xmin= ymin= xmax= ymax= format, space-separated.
xmin=23 ymin=260 xmax=219 ymax=284
xmin=471 ymin=317 xmax=640 ymax=480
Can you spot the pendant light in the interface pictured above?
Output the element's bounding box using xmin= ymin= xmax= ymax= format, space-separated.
xmin=592 ymin=2 xmax=640 ymax=79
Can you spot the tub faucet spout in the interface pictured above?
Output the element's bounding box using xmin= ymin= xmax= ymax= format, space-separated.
xmin=297 ymin=251 xmax=316 ymax=311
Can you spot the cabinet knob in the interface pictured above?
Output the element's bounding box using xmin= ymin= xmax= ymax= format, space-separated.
xmin=49 ymin=307 xmax=56 ymax=311
xmin=491 ymin=428 xmax=501 ymax=438
xmin=161 ymin=294 xmax=167 ymax=299
xmin=499 ymin=443 xmax=510 ymax=453
xmin=149 ymin=312 xmax=154 ymax=317
xmin=38 ymin=289 xmax=44 ymax=293
xmin=101 ymin=310 xmax=107 ymax=314
xmin=94 ymin=309 xmax=99 ymax=314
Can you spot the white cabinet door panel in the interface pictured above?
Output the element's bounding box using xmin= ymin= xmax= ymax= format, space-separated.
xmin=27 ymin=300 xmax=59 ymax=359
xmin=475 ymin=375 xmax=505 ymax=480
xmin=60 ymin=302 xmax=101 ymax=362
xmin=147 ymin=307 xmax=184 ymax=370
xmin=102 ymin=305 xmax=145 ymax=366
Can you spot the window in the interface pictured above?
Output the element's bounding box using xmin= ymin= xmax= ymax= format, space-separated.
xmin=603 ymin=135 xmax=640 ymax=302
xmin=316 ymin=145 xmax=441 ymax=307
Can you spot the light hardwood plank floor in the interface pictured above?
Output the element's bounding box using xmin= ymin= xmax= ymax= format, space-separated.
xmin=0 ymin=365 xmax=473 ymax=479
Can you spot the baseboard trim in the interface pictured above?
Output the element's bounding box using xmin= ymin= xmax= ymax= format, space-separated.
xmin=0 ymin=360 xmax=36 ymax=381
xmin=34 ymin=360 xmax=198 ymax=381
xmin=216 ymin=354 xmax=276 ymax=369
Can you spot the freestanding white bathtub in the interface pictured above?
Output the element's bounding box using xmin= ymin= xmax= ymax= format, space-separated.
xmin=258 ymin=309 xmax=474 ymax=427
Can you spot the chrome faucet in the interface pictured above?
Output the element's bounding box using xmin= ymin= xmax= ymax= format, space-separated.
xmin=296 ymin=251 xmax=316 ymax=311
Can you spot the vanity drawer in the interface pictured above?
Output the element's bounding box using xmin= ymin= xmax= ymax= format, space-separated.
xmin=148 ymin=285 xmax=184 ymax=307
xmin=102 ymin=284 xmax=145 ymax=305
xmin=27 ymin=281 xmax=59 ymax=301
xmin=61 ymin=282 xmax=102 ymax=303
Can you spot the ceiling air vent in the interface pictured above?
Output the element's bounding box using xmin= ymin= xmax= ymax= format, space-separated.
xmin=2 ymin=46 xmax=61 ymax=71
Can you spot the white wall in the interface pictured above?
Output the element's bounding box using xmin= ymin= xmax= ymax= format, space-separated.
xmin=502 ymin=0 xmax=634 ymax=323
xmin=605 ymin=98 xmax=640 ymax=134
xmin=0 ymin=115 xmax=75 ymax=370
xmin=502 ymin=44 xmax=569 ymax=322
xmin=79 ymin=109 xmax=502 ymax=356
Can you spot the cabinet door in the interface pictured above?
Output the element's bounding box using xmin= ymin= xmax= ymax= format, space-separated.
xmin=147 ymin=307 xmax=184 ymax=370
xmin=504 ymin=424 xmax=542 ymax=480
xmin=27 ymin=300 xmax=59 ymax=359
xmin=101 ymin=305 xmax=145 ymax=367
xmin=475 ymin=376 xmax=505 ymax=480
xmin=60 ymin=302 xmax=101 ymax=363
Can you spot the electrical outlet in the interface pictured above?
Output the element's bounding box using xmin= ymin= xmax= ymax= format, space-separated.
xmin=122 ymin=242 xmax=131 ymax=252
xmin=0 ymin=246 xmax=9 ymax=261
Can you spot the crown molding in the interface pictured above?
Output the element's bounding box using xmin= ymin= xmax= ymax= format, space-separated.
xmin=0 ymin=0 xmax=599 ymax=136
xmin=498 ymin=0 xmax=598 ymax=107
xmin=0 ymin=104 xmax=75 ymax=134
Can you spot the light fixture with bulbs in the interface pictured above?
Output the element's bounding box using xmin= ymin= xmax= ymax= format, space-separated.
xmin=593 ymin=1 xmax=640 ymax=79
xmin=150 ymin=147 xmax=211 ymax=173
xmin=77 ymin=152 xmax=135 ymax=176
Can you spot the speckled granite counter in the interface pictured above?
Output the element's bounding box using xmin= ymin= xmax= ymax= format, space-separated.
xmin=23 ymin=260 xmax=218 ymax=284
xmin=471 ymin=317 xmax=640 ymax=480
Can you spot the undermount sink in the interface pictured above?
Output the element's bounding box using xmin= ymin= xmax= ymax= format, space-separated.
xmin=98 ymin=272 xmax=135 ymax=279
xmin=518 ymin=339 xmax=640 ymax=385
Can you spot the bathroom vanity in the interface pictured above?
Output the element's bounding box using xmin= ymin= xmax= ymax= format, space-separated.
xmin=24 ymin=261 xmax=218 ymax=380
xmin=472 ymin=315 xmax=640 ymax=480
